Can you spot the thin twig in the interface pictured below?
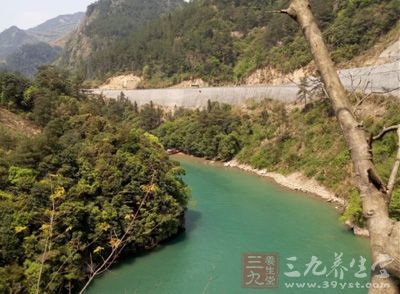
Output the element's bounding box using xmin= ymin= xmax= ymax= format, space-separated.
xmin=265 ymin=10 xmax=288 ymax=13
xmin=78 ymin=173 xmax=156 ymax=293
xmin=387 ymin=127 xmax=400 ymax=200
xmin=373 ymin=125 xmax=400 ymax=141
xmin=371 ymin=125 xmax=400 ymax=203
xmin=36 ymin=189 xmax=56 ymax=294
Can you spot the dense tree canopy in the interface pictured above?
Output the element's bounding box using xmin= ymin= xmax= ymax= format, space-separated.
xmin=0 ymin=69 xmax=189 ymax=293
xmin=64 ymin=0 xmax=399 ymax=85
xmin=58 ymin=0 xmax=184 ymax=74
xmin=0 ymin=72 xmax=31 ymax=111
xmin=5 ymin=43 xmax=60 ymax=78
xmin=156 ymin=102 xmax=242 ymax=160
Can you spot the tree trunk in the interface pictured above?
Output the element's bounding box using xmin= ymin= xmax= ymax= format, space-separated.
xmin=282 ymin=1 xmax=400 ymax=293
xmin=387 ymin=128 xmax=400 ymax=199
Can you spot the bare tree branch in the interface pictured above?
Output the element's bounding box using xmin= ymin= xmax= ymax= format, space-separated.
xmin=36 ymin=181 xmax=59 ymax=294
xmin=354 ymin=92 xmax=373 ymax=110
xmin=373 ymin=125 xmax=400 ymax=141
xmin=386 ymin=128 xmax=400 ymax=200
xmin=78 ymin=173 xmax=156 ymax=294
xmin=265 ymin=9 xmax=289 ymax=14
xmin=370 ymin=124 xmax=400 ymax=201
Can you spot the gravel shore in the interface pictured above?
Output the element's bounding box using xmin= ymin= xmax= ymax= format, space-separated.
xmin=224 ymin=159 xmax=345 ymax=205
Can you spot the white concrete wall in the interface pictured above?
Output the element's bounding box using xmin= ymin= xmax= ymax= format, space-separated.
xmin=93 ymin=85 xmax=299 ymax=108
xmin=91 ymin=61 xmax=399 ymax=109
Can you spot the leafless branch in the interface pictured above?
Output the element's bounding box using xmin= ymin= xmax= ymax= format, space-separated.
xmin=45 ymin=238 xmax=94 ymax=290
xmin=387 ymin=128 xmax=400 ymax=200
xmin=78 ymin=173 xmax=157 ymax=294
xmin=373 ymin=125 xmax=400 ymax=141
xmin=371 ymin=125 xmax=400 ymax=202
xmin=265 ymin=10 xmax=289 ymax=14
xmin=36 ymin=184 xmax=57 ymax=294
xmin=373 ymin=86 xmax=400 ymax=95
xmin=354 ymin=92 xmax=373 ymax=109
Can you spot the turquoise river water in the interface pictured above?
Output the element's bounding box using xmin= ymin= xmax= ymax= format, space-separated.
xmin=88 ymin=155 xmax=371 ymax=294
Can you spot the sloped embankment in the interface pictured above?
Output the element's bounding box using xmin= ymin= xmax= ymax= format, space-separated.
xmin=0 ymin=107 xmax=41 ymax=136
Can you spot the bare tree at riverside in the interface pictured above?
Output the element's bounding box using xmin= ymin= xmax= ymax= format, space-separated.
xmin=273 ymin=0 xmax=400 ymax=293
xmin=78 ymin=174 xmax=157 ymax=293
xmin=32 ymin=173 xmax=160 ymax=293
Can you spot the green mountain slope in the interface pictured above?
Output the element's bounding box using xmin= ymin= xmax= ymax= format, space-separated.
xmin=62 ymin=0 xmax=399 ymax=86
xmin=58 ymin=0 xmax=184 ymax=71
xmin=5 ymin=43 xmax=61 ymax=77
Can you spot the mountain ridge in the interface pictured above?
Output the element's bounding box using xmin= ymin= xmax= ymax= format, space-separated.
xmin=0 ymin=12 xmax=85 ymax=75
xmin=26 ymin=12 xmax=85 ymax=44
xmin=0 ymin=26 xmax=38 ymax=60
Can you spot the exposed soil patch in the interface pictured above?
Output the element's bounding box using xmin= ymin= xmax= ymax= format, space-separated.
xmin=0 ymin=107 xmax=41 ymax=136
xmin=99 ymin=74 xmax=142 ymax=90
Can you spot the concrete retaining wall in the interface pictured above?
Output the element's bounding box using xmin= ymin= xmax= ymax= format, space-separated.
xmin=91 ymin=61 xmax=399 ymax=109
xmin=92 ymin=85 xmax=299 ymax=109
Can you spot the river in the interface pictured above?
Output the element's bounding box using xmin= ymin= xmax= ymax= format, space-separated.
xmin=87 ymin=155 xmax=371 ymax=293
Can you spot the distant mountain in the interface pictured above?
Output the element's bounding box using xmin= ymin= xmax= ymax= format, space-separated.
xmin=58 ymin=0 xmax=184 ymax=70
xmin=5 ymin=42 xmax=61 ymax=77
xmin=0 ymin=12 xmax=84 ymax=76
xmin=0 ymin=26 xmax=38 ymax=60
xmin=26 ymin=12 xmax=84 ymax=44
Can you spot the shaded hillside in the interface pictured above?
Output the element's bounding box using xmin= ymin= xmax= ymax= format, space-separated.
xmin=26 ymin=12 xmax=84 ymax=44
xmin=62 ymin=0 xmax=399 ymax=85
xmin=5 ymin=43 xmax=61 ymax=77
xmin=58 ymin=0 xmax=184 ymax=70
xmin=0 ymin=12 xmax=84 ymax=77
xmin=0 ymin=27 xmax=38 ymax=60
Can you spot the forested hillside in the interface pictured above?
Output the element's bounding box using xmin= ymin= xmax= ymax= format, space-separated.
xmin=60 ymin=0 xmax=399 ymax=86
xmin=5 ymin=43 xmax=61 ymax=77
xmin=58 ymin=0 xmax=184 ymax=71
xmin=0 ymin=69 xmax=189 ymax=292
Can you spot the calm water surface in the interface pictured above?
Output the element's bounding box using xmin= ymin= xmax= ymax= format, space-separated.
xmin=88 ymin=155 xmax=371 ymax=293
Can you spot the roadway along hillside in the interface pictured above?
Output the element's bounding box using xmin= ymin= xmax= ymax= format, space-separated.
xmin=92 ymin=61 xmax=399 ymax=109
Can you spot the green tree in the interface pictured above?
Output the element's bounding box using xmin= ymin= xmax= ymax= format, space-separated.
xmin=35 ymin=66 xmax=71 ymax=95
xmin=0 ymin=73 xmax=31 ymax=110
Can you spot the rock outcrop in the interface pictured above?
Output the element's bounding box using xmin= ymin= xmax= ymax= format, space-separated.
xmin=99 ymin=74 xmax=142 ymax=90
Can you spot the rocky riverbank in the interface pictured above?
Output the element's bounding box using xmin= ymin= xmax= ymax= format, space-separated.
xmin=172 ymin=154 xmax=369 ymax=237
xmin=223 ymin=159 xmax=370 ymax=237
xmin=224 ymin=159 xmax=345 ymax=205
